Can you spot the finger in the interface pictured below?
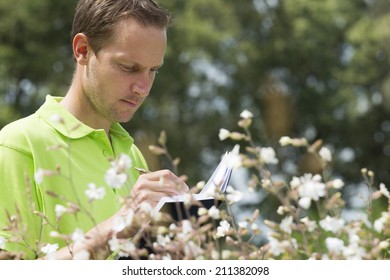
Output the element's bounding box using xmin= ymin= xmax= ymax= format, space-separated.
xmin=179 ymin=175 xmax=188 ymax=182
xmin=132 ymin=189 xmax=171 ymax=209
xmin=132 ymin=179 xmax=178 ymax=197
xmin=140 ymin=170 xmax=189 ymax=192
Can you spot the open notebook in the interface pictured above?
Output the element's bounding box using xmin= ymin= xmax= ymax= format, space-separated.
xmin=153 ymin=146 xmax=239 ymax=219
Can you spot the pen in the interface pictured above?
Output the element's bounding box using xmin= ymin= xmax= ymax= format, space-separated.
xmin=134 ymin=167 xmax=151 ymax=175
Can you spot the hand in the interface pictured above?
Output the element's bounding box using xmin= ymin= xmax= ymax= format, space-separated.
xmin=130 ymin=169 xmax=189 ymax=211
xmin=43 ymin=170 xmax=189 ymax=260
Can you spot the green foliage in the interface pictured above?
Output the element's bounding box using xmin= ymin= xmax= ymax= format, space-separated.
xmin=0 ymin=0 xmax=74 ymax=117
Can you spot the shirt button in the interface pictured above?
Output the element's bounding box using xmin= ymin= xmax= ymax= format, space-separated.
xmin=103 ymin=150 xmax=109 ymax=156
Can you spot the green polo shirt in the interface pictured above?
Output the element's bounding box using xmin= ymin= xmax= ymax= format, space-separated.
xmin=0 ymin=95 xmax=147 ymax=259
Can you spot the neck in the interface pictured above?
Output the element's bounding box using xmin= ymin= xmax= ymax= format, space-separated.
xmin=61 ymin=79 xmax=111 ymax=135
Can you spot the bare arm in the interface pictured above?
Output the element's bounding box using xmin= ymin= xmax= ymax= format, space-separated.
xmin=45 ymin=169 xmax=188 ymax=259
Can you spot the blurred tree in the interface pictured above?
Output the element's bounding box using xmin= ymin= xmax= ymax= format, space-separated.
xmin=0 ymin=0 xmax=74 ymax=126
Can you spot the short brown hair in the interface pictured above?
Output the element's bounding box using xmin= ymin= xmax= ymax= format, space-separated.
xmin=71 ymin=0 xmax=172 ymax=54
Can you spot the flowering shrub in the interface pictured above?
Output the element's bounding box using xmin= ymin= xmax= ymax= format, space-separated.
xmin=216 ymin=110 xmax=390 ymax=260
xmin=0 ymin=110 xmax=389 ymax=260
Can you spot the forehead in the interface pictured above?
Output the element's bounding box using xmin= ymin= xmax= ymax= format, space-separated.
xmin=101 ymin=18 xmax=167 ymax=66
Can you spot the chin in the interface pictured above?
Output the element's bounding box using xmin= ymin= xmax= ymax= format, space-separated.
xmin=116 ymin=115 xmax=134 ymax=124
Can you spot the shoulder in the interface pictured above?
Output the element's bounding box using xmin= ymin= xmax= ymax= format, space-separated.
xmin=0 ymin=114 xmax=48 ymax=152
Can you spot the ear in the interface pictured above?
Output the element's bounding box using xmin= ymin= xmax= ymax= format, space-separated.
xmin=72 ymin=33 xmax=91 ymax=65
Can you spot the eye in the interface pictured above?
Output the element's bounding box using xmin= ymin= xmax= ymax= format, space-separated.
xmin=120 ymin=65 xmax=137 ymax=73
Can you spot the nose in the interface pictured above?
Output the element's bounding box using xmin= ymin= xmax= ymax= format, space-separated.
xmin=132 ymin=71 xmax=154 ymax=97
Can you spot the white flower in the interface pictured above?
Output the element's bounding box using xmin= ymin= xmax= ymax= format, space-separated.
xmin=215 ymin=220 xmax=230 ymax=238
xmin=221 ymin=250 xmax=232 ymax=260
xmin=300 ymin=217 xmax=317 ymax=232
xmin=55 ymin=204 xmax=67 ymax=219
xmin=251 ymin=223 xmax=260 ymax=234
xmin=121 ymin=240 xmax=136 ymax=255
xmin=331 ymin=178 xmax=345 ymax=189
xmin=112 ymin=216 xmax=126 ymax=233
xmin=298 ymin=174 xmax=326 ymax=201
xmin=240 ymin=109 xmax=253 ymax=119
xmin=183 ymin=193 xmax=193 ymax=206
xmin=105 ymin=167 xmax=127 ymax=189
xmin=320 ymin=215 xmax=346 ymax=234
xmin=238 ymin=221 xmax=248 ymax=229
xmin=379 ymin=183 xmax=390 ymax=198
xmin=157 ymin=226 xmax=168 ymax=235
xmin=208 ymin=206 xmax=220 ymax=220
xmin=155 ymin=234 xmax=171 ymax=247
xmin=34 ymin=168 xmax=45 ymax=184
xmin=113 ymin=240 xmax=136 ymax=258
xmin=270 ymin=237 xmax=298 ymax=256
xmin=49 ymin=231 xmax=60 ymax=238
xmin=195 ymin=181 xmax=205 ymax=191
xmin=260 ymin=147 xmax=279 ymax=164
xmin=116 ymin=154 xmax=132 ymax=170
xmin=342 ymin=234 xmax=366 ymax=260
xmin=280 ymin=216 xmax=293 ymax=234
xmin=325 ymin=237 xmax=344 ymax=255
xmin=379 ymin=240 xmax=389 ymax=249
xmin=293 ymin=174 xmax=326 ymax=210
xmin=298 ymin=197 xmax=312 ymax=209
xmin=112 ymin=209 xmax=134 ymax=233
xmin=85 ymin=183 xmax=106 ymax=201
xmin=181 ymin=220 xmax=193 ymax=236
xmin=176 ymin=220 xmax=193 ymax=241
xmin=40 ymin=243 xmax=59 ymax=259
xmin=162 ymin=254 xmax=172 ymax=260
xmin=290 ymin=177 xmax=301 ymax=189
xmin=71 ymin=228 xmax=85 ymax=245
xmin=321 ymin=254 xmax=330 ymax=260
xmin=169 ymin=223 xmax=177 ymax=231
xmin=73 ymin=250 xmax=90 ymax=260
xmin=218 ymin=128 xmax=230 ymax=141
xmin=267 ymin=236 xmax=284 ymax=256
xmin=211 ymin=250 xmax=219 ymax=260
xmin=319 ymin=147 xmax=332 ymax=162
xmin=277 ymin=206 xmax=285 ymax=215
xmin=0 ymin=236 xmax=6 ymax=250
xmin=374 ymin=212 xmax=390 ymax=233
xmin=108 ymin=237 xmax=136 ymax=258
xmin=226 ymin=186 xmax=243 ymax=203
xmin=108 ymin=236 xmax=121 ymax=253
xmin=197 ymin=207 xmax=208 ymax=216
xmin=279 ymin=136 xmax=293 ymax=146
xmin=184 ymin=240 xmax=203 ymax=258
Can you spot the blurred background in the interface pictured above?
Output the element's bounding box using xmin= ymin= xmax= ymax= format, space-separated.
xmin=1 ymin=0 xmax=390 ymax=224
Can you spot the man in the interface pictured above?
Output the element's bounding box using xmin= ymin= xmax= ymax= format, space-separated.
xmin=0 ymin=0 xmax=187 ymax=259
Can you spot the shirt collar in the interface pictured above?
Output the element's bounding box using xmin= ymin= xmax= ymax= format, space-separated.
xmin=37 ymin=95 xmax=134 ymax=144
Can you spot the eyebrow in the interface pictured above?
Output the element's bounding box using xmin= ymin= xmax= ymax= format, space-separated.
xmin=116 ymin=57 xmax=164 ymax=70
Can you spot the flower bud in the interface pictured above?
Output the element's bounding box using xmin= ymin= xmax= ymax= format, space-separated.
xmin=158 ymin=130 xmax=167 ymax=146
xmin=238 ymin=118 xmax=252 ymax=128
xmin=148 ymin=145 xmax=167 ymax=155
xmin=229 ymin=132 xmax=246 ymax=141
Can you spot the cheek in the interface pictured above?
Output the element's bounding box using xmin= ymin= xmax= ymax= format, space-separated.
xmin=98 ymin=67 xmax=125 ymax=92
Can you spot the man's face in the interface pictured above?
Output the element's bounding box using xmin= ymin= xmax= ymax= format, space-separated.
xmin=83 ymin=18 xmax=167 ymax=124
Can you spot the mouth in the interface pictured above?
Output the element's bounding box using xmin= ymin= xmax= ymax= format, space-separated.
xmin=121 ymin=99 xmax=138 ymax=108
